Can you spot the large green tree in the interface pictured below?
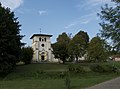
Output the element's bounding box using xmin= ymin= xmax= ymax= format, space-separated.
xmin=68 ymin=31 xmax=89 ymax=62
xmin=98 ymin=1 xmax=120 ymax=54
xmin=87 ymin=37 xmax=108 ymax=62
xmin=52 ymin=32 xmax=70 ymax=63
xmin=0 ymin=4 xmax=24 ymax=76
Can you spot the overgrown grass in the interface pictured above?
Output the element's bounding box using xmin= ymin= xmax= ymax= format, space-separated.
xmin=0 ymin=62 xmax=120 ymax=89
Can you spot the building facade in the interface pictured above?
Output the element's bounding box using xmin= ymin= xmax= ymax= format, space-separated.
xmin=30 ymin=34 xmax=58 ymax=62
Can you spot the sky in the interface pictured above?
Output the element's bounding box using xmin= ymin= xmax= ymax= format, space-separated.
xmin=0 ymin=0 xmax=115 ymax=46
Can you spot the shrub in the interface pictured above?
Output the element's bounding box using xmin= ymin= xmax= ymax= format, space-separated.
xmin=0 ymin=55 xmax=16 ymax=77
xmin=68 ymin=64 xmax=85 ymax=73
xmin=0 ymin=62 xmax=13 ymax=77
xmin=90 ymin=64 xmax=118 ymax=73
xmin=31 ymin=70 xmax=67 ymax=79
xmin=20 ymin=47 xmax=33 ymax=64
xmin=90 ymin=64 xmax=104 ymax=73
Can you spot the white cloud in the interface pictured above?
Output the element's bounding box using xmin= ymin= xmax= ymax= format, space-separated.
xmin=76 ymin=0 xmax=114 ymax=10
xmin=65 ymin=12 xmax=100 ymax=30
xmin=65 ymin=23 xmax=75 ymax=29
xmin=38 ymin=10 xmax=47 ymax=16
xmin=65 ymin=12 xmax=97 ymax=29
xmin=80 ymin=12 xmax=97 ymax=19
xmin=65 ymin=19 xmax=90 ymax=29
xmin=66 ymin=0 xmax=115 ymax=29
xmin=89 ymin=0 xmax=115 ymax=7
xmin=0 ymin=0 xmax=23 ymax=10
xmin=81 ymin=20 xmax=89 ymax=24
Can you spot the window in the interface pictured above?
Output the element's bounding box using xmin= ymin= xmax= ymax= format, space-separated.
xmin=39 ymin=38 xmax=41 ymax=41
xmin=44 ymin=38 xmax=46 ymax=41
xmin=41 ymin=44 xmax=44 ymax=47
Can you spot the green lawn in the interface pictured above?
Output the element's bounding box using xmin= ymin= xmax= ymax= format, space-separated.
xmin=0 ymin=74 xmax=119 ymax=89
xmin=3 ymin=63 xmax=68 ymax=80
xmin=0 ymin=62 xmax=120 ymax=89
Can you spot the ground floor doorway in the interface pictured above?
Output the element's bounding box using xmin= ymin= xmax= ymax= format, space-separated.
xmin=41 ymin=55 xmax=45 ymax=61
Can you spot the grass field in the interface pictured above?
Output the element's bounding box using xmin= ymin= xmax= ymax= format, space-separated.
xmin=0 ymin=62 xmax=120 ymax=89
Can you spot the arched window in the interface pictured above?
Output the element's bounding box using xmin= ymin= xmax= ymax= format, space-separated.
xmin=39 ymin=37 xmax=41 ymax=41
xmin=44 ymin=38 xmax=46 ymax=41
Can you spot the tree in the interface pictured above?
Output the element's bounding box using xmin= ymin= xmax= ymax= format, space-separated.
xmin=68 ymin=31 xmax=89 ymax=62
xmin=21 ymin=47 xmax=33 ymax=64
xmin=52 ymin=32 xmax=70 ymax=63
xmin=0 ymin=3 xmax=24 ymax=76
xmin=87 ymin=37 xmax=108 ymax=62
xmin=98 ymin=2 xmax=120 ymax=54
xmin=112 ymin=0 xmax=120 ymax=3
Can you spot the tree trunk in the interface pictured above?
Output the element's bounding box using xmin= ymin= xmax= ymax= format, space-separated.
xmin=63 ymin=59 xmax=65 ymax=64
xmin=75 ymin=55 xmax=79 ymax=63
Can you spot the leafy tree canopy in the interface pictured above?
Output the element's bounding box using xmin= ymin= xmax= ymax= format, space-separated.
xmin=52 ymin=32 xmax=70 ymax=63
xmin=112 ymin=0 xmax=120 ymax=3
xmin=68 ymin=31 xmax=89 ymax=62
xmin=87 ymin=36 xmax=108 ymax=62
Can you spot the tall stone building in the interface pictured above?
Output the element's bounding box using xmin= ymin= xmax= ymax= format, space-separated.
xmin=30 ymin=34 xmax=58 ymax=62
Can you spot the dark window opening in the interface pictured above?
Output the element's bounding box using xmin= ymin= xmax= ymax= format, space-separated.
xmin=41 ymin=55 xmax=44 ymax=60
xmin=44 ymin=38 xmax=46 ymax=41
xmin=39 ymin=38 xmax=41 ymax=41
xmin=41 ymin=44 xmax=44 ymax=47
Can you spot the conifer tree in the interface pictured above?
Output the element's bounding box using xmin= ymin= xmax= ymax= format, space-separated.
xmin=98 ymin=1 xmax=120 ymax=54
xmin=0 ymin=3 xmax=24 ymax=76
